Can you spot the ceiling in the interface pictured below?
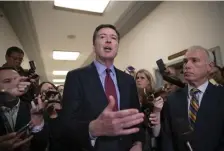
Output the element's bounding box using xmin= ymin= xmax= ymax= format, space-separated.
xmin=1 ymin=1 xmax=161 ymax=85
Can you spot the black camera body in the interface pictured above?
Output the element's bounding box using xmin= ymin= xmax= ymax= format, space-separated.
xmin=26 ymin=61 xmax=39 ymax=80
xmin=156 ymin=59 xmax=185 ymax=88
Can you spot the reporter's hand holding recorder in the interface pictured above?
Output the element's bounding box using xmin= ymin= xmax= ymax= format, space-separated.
xmin=0 ymin=76 xmax=43 ymax=150
xmin=149 ymin=96 xmax=164 ymax=137
xmin=36 ymin=89 xmax=62 ymax=119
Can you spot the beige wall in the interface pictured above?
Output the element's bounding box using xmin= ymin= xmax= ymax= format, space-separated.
xmin=115 ymin=1 xmax=224 ymax=76
xmin=0 ymin=8 xmax=29 ymax=68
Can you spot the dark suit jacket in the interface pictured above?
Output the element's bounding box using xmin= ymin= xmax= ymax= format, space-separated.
xmin=60 ymin=62 xmax=144 ymax=151
xmin=0 ymin=101 xmax=48 ymax=151
xmin=161 ymin=82 xmax=224 ymax=151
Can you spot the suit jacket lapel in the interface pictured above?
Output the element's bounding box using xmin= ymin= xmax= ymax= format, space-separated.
xmin=87 ymin=63 xmax=108 ymax=117
xmin=0 ymin=115 xmax=6 ymax=135
xmin=15 ymin=102 xmax=30 ymax=131
xmin=177 ymin=87 xmax=189 ymax=120
xmin=114 ymin=68 xmax=127 ymax=110
xmin=194 ymin=83 xmax=214 ymax=133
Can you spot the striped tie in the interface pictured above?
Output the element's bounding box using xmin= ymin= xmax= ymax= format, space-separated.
xmin=189 ymin=88 xmax=200 ymax=130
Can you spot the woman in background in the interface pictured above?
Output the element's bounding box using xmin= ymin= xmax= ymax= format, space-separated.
xmin=135 ymin=69 xmax=164 ymax=151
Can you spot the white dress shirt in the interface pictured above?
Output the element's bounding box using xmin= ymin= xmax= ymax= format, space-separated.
xmin=0 ymin=99 xmax=44 ymax=133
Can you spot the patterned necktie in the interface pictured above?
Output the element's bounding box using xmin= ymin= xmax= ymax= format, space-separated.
xmin=189 ymin=88 xmax=200 ymax=130
xmin=105 ymin=69 xmax=118 ymax=111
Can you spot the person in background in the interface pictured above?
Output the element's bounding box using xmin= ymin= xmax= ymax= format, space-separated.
xmin=135 ymin=69 xmax=163 ymax=151
xmin=2 ymin=46 xmax=39 ymax=103
xmin=2 ymin=47 xmax=25 ymax=76
xmin=209 ymin=65 xmax=224 ymax=85
xmin=163 ymin=67 xmax=180 ymax=94
xmin=161 ymin=46 xmax=224 ymax=151
xmin=60 ymin=24 xmax=144 ymax=151
xmin=124 ymin=66 xmax=136 ymax=77
xmin=0 ymin=67 xmax=48 ymax=151
xmin=37 ymin=82 xmax=63 ymax=151
xmin=37 ymin=82 xmax=62 ymax=119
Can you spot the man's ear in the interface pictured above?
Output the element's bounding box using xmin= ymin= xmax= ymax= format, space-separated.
xmin=208 ymin=62 xmax=215 ymax=73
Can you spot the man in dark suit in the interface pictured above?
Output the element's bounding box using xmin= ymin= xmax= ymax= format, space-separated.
xmin=61 ymin=24 xmax=144 ymax=151
xmin=161 ymin=46 xmax=224 ymax=151
xmin=0 ymin=67 xmax=48 ymax=151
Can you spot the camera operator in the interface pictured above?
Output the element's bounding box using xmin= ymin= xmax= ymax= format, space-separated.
xmin=37 ymin=82 xmax=62 ymax=119
xmin=2 ymin=47 xmax=40 ymax=103
xmin=36 ymin=82 xmax=63 ymax=151
xmin=2 ymin=47 xmax=25 ymax=75
xmin=0 ymin=67 xmax=48 ymax=151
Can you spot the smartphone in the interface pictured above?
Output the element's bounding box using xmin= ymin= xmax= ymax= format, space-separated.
xmin=16 ymin=123 xmax=32 ymax=139
xmin=156 ymin=59 xmax=166 ymax=74
xmin=16 ymin=123 xmax=30 ymax=134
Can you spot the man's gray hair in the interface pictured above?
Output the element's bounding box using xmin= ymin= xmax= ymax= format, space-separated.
xmin=187 ymin=45 xmax=214 ymax=63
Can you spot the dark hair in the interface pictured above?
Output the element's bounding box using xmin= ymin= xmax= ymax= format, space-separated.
xmin=92 ymin=24 xmax=120 ymax=45
xmin=6 ymin=46 xmax=24 ymax=57
xmin=0 ymin=66 xmax=17 ymax=72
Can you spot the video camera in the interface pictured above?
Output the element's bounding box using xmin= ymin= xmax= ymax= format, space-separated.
xmin=25 ymin=61 xmax=39 ymax=81
xmin=156 ymin=59 xmax=185 ymax=88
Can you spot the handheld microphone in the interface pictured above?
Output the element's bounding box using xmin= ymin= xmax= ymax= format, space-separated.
xmin=174 ymin=118 xmax=194 ymax=151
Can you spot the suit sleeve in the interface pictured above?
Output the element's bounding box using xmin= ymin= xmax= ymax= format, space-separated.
xmin=30 ymin=124 xmax=49 ymax=151
xmin=161 ymin=100 xmax=175 ymax=151
xmin=130 ymin=78 xmax=145 ymax=144
xmin=60 ymin=71 xmax=93 ymax=150
xmin=217 ymin=93 xmax=224 ymax=151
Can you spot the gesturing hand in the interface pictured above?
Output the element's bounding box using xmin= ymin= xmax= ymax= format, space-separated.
xmin=89 ymin=96 xmax=144 ymax=137
xmin=0 ymin=132 xmax=33 ymax=151
xmin=7 ymin=76 xmax=31 ymax=97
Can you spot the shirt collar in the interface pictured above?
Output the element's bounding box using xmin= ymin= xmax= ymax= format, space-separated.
xmin=1 ymin=99 xmax=20 ymax=112
xmin=94 ymin=60 xmax=116 ymax=76
xmin=188 ymin=80 xmax=209 ymax=96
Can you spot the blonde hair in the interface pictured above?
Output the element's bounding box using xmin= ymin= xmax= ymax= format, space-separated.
xmin=135 ymin=69 xmax=155 ymax=91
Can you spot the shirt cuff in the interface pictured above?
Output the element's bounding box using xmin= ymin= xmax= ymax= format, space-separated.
xmin=89 ymin=132 xmax=97 ymax=146
xmin=31 ymin=121 xmax=44 ymax=133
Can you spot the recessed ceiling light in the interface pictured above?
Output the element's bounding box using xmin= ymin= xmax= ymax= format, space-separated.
xmin=53 ymin=79 xmax=65 ymax=83
xmin=53 ymin=70 xmax=68 ymax=75
xmin=54 ymin=84 xmax=63 ymax=87
xmin=54 ymin=0 xmax=110 ymax=13
xmin=53 ymin=51 xmax=80 ymax=60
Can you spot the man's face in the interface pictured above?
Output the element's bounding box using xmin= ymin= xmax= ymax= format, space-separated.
xmin=6 ymin=52 xmax=24 ymax=67
xmin=183 ymin=50 xmax=212 ymax=83
xmin=93 ymin=27 xmax=119 ymax=61
xmin=0 ymin=70 xmax=20 ymax=91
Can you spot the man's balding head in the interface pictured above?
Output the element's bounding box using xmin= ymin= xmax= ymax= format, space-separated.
xmin=183 ymin=46 xmax=214 ymax=87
